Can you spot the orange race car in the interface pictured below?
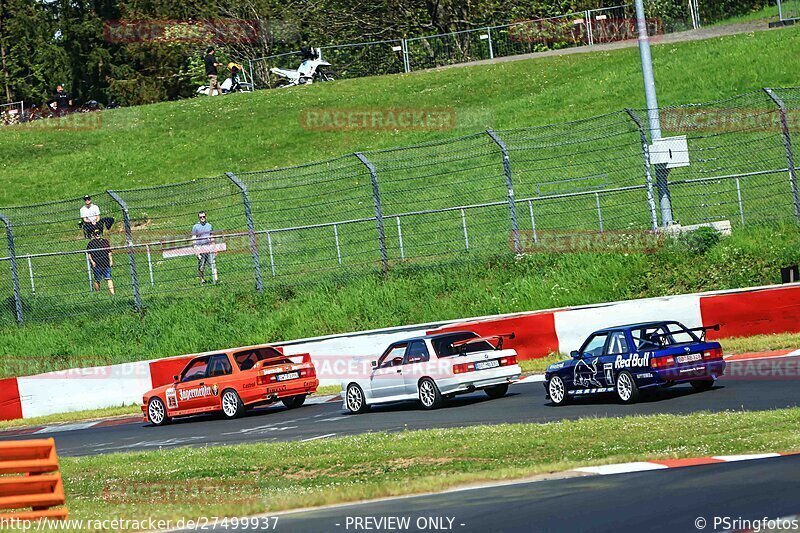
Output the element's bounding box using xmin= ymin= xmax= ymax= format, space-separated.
xmin=142 ymin=344 xmax=319 ymax=426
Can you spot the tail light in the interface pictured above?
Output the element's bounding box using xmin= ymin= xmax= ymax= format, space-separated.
xmin=703 ymin=348 xmax=723 ymax=361
xmin=453 ymin=363 xmax=474 ymax=374
xmin=499 ymin=355 xmax=517 ymax=367
xmin=300 ymin=366 xmax=316 ymax=378
xmin=651 ymin=356 xmax=675 ymax=370
xmin=257 ymin=373 xmax=279 ymax=385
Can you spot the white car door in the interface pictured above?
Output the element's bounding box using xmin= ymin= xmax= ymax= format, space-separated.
xmin=369 ymin=343 xmax=408 ymax=401
xmin=402 ymin=340 xmax=432 ymax=395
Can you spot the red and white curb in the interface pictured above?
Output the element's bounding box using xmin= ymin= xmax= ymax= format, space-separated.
xmin=572 ymin=452 xmax=797 ymax=476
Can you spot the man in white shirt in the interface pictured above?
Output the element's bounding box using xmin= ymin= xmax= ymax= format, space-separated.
xmin=79 ymin=195 xmax=115 ymax=238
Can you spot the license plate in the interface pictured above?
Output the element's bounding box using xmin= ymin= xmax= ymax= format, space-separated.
xmin=475 ymin=360 xmax=500 ymax=370
xmin=277 ymin=371 xmax=300 ymax=382
xmin=676 ymin=353 xmax=702 ymax=364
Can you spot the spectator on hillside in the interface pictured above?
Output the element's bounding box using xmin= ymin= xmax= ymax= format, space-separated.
xmin=79 ymin=195 xmax=115 ymax=238
xmin=87 ymin=229 xmax=115 ymax=295
xmin=51 ymin=85 xmax=72 ymax=116
xmin=192 ymin=211 xmax=218 ymax=285
xmin=205 ymin=47 xmax=223 ymax=96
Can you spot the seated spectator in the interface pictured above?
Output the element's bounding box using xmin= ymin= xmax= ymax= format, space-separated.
xmin=79 ymin=195 xmax=114 ymax=238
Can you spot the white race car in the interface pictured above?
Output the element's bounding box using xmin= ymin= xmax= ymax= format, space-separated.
xmin=342 ymin=331 xmax=522 ymax=413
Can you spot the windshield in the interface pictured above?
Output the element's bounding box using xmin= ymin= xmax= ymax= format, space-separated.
xmin=432 ymin=332 xmax=495 ymax=358
xmin=631 ymin=322 xmax=699 ymax=350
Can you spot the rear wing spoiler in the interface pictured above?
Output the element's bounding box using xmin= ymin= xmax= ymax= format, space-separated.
xmin=649 ymin=324 xmax=720 ymax=344
xmin=451 ymin=332 xmax=515 ymax=351
xmin=254 ymin=352 xmax=312 ymax=370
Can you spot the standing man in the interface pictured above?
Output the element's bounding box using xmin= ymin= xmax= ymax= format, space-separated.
xmin=192 ymin=211 xmax=218 ymax=285
xmin=51 ymin=85 xmax=72 ymax=115
xmin=87 ymin=229 xmax=115 ymax=295
xmin=205 ymin=47 xmax=223 ymax=96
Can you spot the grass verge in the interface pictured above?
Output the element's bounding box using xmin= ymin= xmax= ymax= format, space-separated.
xmin=60 ymin=408 xmax=800 ymax=527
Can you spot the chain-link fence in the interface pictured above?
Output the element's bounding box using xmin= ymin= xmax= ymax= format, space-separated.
xmin=246 ymin=3 xmax=713 ymax=89
xmin=777 ymin=0 xmax=800 ymax=21
xmin=2 ymin=88 xmax=799 ymax=325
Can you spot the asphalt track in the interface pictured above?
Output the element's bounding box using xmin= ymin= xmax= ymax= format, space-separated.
xmin=257 ymin=454 xmax=800 ymax=533
xmin=5 ymin=356 xmax=799 ymax=457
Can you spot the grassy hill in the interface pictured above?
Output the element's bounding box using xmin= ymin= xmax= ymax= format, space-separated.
xmin=0 ymin=25 xmax=799 ymax=203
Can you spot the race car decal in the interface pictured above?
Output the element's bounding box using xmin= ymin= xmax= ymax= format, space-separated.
xmin=569 ymin=387 xmax=614 ymax=395
xmin=211 ymin=384 xmax=219 ymax=396
xmin=179 ymin=385 xmax=213 ymax=402
xmin=614 ymin=353 xmax=650 ymax=369
xmin=574 ymin=358 xmax=603 ymax=388
xmin=165 ymin=388 xmax=178 ymax=410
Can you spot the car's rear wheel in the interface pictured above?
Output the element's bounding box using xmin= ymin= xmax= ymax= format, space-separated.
xmin=485 ymin=384 xmax=509 ymax=399
xmin=548 ymin=376 xmax=569 ymax=406
xmin=282 ymin=395 xmax=307 ymax=409
xmin=221 ymin=389 xmax=244 ymax=419
xmin=690 ymin=379 xmax=715 ymax=392
xmin=615 ymin=371 xmax=640 ymax=404
xmin=418 ymin=378 xmax=443 ymax=410
xmin=147 ymin=397 xmax=170 ymax=426
xmin=345 ymin=384 xmax=370 ymax=414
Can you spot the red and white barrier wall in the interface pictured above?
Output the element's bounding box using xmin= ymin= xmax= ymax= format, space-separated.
xmin=2 ymin=283 xmax=799 ymax=421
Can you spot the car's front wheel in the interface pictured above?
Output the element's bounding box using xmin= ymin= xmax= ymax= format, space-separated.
xmin=221 ymin=389 xmax=245 ymax=419
xmin=690 ymin=379 xmax=715 ymax=392
xmin=548 ymin=376 xmax=569 ymax=406
xmin=282 ymin=395 xmax=307 ymax=409
xmin=418 ymin=378 xmax=443 ymax=410
xmin=147 ymin=397 xmax=171 ymax=426
xmin=345 ymin=384 xmax=370 ymax=414
xmin=615 ymin=371 xmax=640 ymax=404
xmin=485 ymin=384 xmax=509 ymax=399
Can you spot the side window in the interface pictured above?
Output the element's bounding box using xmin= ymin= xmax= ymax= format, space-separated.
xmin=378 ymin=344 xmax=407 ymax=368
xmin=181 ymin=358 xmax=209 ymax=382
xmin=404 ymin=341 xmax=430 ymax=364
xmin=581 ymin=334 xmax=609 ymax=357
xmin=207 ymin=354 xmax=233 ymax=377
xmin=605 ymin=332 xmax=629 ymax=356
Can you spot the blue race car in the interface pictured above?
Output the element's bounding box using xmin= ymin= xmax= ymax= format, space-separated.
xmin=544 ymin=321 xmax=726 ymax=405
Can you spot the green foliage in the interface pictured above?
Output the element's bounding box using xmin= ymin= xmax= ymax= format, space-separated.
xmin=679 ymin=226 xmax=722 ymax=255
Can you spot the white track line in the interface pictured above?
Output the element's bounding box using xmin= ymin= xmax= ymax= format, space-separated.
xmin=300 ymin=433 xmax=336 ymax=442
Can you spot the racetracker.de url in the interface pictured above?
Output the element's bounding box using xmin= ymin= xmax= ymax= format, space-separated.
xmin=0 ymin=516 xmax=279 ymax=531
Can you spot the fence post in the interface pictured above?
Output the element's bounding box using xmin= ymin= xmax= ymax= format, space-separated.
xmin=226 ymin=172 xmax=264 ymax=292
xmin=401 ymin=39 xmax=411 ymax=73
xmin=486 ymin=27 xmax=494 ymax=60
xmin=764 ymin=88 xmax=800 ymax=220
xmin=0 ymin=213 xmax=23 ymax=325
xmin=486 ymin=130 xmax=521 ymax=254
xmin=625 ymin=109 xmax=660 ymax=231
xmin=355 ymin=152 xmax=389 ymax=273
xmin=248 ymin=59 xmax=255 ymax=90
xmin=106 ymin=190 xmax=143 ymax=313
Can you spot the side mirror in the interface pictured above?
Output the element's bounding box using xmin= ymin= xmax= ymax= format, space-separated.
xmin=371 ymin=361 xmax=377 ymax=368
xmin=172 ymin=374 xmax=179 ymax=382
xmin=570 ymin=350 xmax=581 ymax=359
